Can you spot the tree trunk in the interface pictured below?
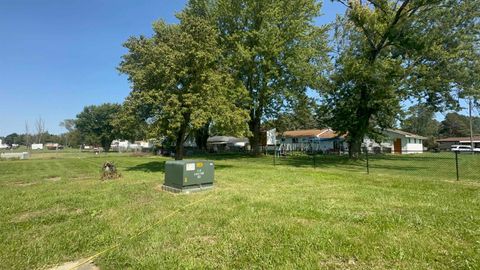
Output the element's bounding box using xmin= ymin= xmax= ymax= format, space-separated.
xmin=174 ymin=113 xmax=190 ymax=160
xmin=195 ymin=122 xmax=210 ymax=151
xmin=102 ymin=139 xmax=111 ymax=152
xmin=248 ymin=113 xmax=262 ymax=156
xmin=175 ymin=135 xmax=185 ymax=160
xmin=348 ymin=87 xmax=372 ymax=158
xmin=348 ymin=136 xmax=363 ymax=159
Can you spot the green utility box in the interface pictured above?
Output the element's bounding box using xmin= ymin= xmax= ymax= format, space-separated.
xmin=162 ymin=160 xmax=214 ymax=193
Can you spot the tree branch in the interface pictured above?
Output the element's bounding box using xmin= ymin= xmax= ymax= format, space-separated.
xmin=335 ymin=0 xmax=351 ymax=9
xmin=359 ymin=23 xmax=377 ymax=51
xmin=366 ymin=0 xmax=388 ymax=14
xmin=375 ymin=0 xmax=411 ymax=53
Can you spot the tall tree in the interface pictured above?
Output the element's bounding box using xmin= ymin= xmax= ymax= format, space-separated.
xmin=75 ymin=103 xmax=121 ymax=152
xmin=213 ymin=0 xmax=330 ymax=154
xmin=111 ymin=108 xmax=148 ymax=143
xmin=34 ymin=117 xmax=46 ymax=144
xmin=262 ymin=94 xmax=319 ymax=133
xmin=4 ymin=133 xmax=20 ymax=145
xmin=322 ymin=0 xmax=480 ymax=157
xmin=24 ymin=121 xmax=30 ymax=148
xmin=401 ymin=104 xmax=439 ymax=137
xmin=439 ymin=112 xmax=479 ymax=138
xmin=118 ymin=8 xmax=250 ymax=160
xmin=59 ymin=119 xmax=76 ymax=133
xmin=60 ymin=119 xmax=82 ymax=147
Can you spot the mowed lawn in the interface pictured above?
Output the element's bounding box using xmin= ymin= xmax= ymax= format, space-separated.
xmin=0 ymin=152 xmax=479 ymax=269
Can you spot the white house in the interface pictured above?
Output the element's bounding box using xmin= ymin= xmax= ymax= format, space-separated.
xmin=364 ymin=129 xmax=426 ymax=154
xmin=207 ymin=136 xmax=249 ymax=152
xmin=137 ymin=140 xmax=154 ymax=149
xmin=111 ymin=139 xmax=155 ymax=152
xmin=280 ymin=129 xmax=346 ymax=153
xmin=118 ymin=140 xmax=130 ymax=150
xmin=0 ymin=139 xmax=9 ymax=150
xmin=31 ymin=143 xmax=44 ymax=150
xmin=280 ymin=128 xmax=426 ymax=154
xmin=111 ymin=140 xmax=130 ymax=151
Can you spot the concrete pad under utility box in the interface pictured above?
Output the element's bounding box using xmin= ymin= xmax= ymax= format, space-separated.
xmin=1 ymin=152 xmax=30 ymax=160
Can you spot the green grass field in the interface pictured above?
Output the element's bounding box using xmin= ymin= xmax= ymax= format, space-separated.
xmin=0 ymin=152 xmax=479 ymax=269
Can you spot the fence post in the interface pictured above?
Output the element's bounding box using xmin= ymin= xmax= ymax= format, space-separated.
xmin=365 ymin=147 xmax=370 ymax=174
xmin=455 ymin=151 xmax=459 ymax=181
xmin=273 ymin=144 xmax=276 ymax=166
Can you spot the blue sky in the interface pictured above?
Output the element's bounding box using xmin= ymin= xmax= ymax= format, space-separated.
xmin=4 ymin=1 xmax=471 ymax=136
xmin=0 ymin=0 xmax=346 ymax=136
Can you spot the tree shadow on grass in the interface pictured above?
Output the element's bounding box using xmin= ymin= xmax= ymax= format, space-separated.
xmin=126 ymin=161 xmax=165 ymax=172
xmin=186 ymin=152 xmax=255 ymax=161
xmin=368 ymin=164 xmax=429 ymax=171
xmin=126 ymin=161 xmax=234 ymax=172
xmin=274 ymin=155 xmax=366 ymax=171
xmin=369 ymin=153 xmax=454 ymax=161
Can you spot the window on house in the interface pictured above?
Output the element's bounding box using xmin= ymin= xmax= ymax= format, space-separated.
xmin=292 ymin=138 xmax=298 ymax=143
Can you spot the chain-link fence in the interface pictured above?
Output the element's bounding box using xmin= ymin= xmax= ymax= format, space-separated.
xmin=269 ymin=149 xmax=479 ymax=181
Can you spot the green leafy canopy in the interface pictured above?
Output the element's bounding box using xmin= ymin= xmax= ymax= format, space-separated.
xmin=118 ymin=9 xmax=250 ymax=159
xmin=321 ymin=0 xmax=480 ymax=156
xmin=75 ymin=103 xmax=122 ymax=151
xmin=212 ymin=0 xmax=331 ymax=153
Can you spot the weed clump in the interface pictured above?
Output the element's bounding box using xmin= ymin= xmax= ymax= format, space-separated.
xmin=101 ymin=161 xmax=121 ymax=180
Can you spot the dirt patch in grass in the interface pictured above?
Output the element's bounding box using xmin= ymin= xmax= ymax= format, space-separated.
xmin=11 ymin=210 xmax=46 ymax=223
xmin=445 ymin=180 xmax=480 ymax=187
xmin=187 ymin=235 xmax=217 ymax=246
xmin=70 ymin=175 xmax=94 ymax=181
xmin=10 ymin=207 xmax=84 ymax=223
xmin=10 ymin=181 xmax=37 ymax=187
xmin=293 ymin=217 xmax=315 ymax=226
xmin=317 ymin=256 xmax=359 ymax=269
xmin=45 ymin=176 xmax=62 ymax=182
xmin=46 ymin=258 xmax=99 ymax=270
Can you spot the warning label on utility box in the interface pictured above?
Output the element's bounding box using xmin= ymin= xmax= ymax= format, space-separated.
xmin=186 ymin=163 xmax=195 ymax=171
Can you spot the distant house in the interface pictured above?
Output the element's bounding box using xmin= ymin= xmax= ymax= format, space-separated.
xmin=0 ymin=139 xmax=9 ymax=150
xmin=118 ymin=140 xmax=130 ymax=150
xmin=111 ymin=139 xmax=155 ymax=152
xmin=365 ymin=129 xmax=426 ymax=154
xmin=111 ymin=140 xmax=133 ymax=151
xmin=45 ymin=143 xmax=63 ymax=150
xmin=279 ymin=128 xmax=426 ymax=154
xmin=31 ymin=143 xmax=44 ymax=150
xmin=207 ymin=136 xmax=249 ymax=152
xmin=436 ymin=136 xmax=480 ymax=151
xmin=280 ymin=128 xmax=346 ymax=152
xmin=136 ymin=140 xmax=154 ymax=149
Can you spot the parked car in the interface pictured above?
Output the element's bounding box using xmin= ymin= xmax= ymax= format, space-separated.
xmin=451 ymin=145 xmax=480 ymax=153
